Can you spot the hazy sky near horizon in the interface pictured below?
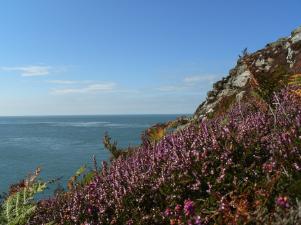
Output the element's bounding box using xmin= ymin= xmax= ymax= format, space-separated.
xmin=0 ymin=0 xmax=300 ymax=115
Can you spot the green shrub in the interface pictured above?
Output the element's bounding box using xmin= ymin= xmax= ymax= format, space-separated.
xmin=0 ymin=168 xmax=47 ymax=225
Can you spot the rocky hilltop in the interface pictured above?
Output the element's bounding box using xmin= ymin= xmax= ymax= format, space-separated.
xmin=139 ymin=26 xmax=301 ymax=147
xmin=194 ymin=26 xmax=301 ymax=119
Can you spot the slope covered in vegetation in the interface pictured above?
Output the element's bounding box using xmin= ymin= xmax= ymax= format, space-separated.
xmin=194 ymin=26 xmax=301 ymax=120
xmin=1 ymin=26 xmax=301 ymax=225
xmin=26 ymin=86 xmax=301 ymax=225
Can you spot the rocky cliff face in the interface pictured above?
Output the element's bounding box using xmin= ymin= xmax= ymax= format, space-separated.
xmin=194 ymin=26 xmax=301 ymax=119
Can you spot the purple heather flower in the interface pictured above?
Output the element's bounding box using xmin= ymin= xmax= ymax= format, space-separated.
xmin=164 ymin=207 xmax=172 ymax=217
xmin=28 ymin=86 xmax=301 ymax=225
xmin=262 ymin=161 xmax=275 ymax=173
xmin=194 ymin=216 xmax=202 ymax=225
xmin=184 ymin=199 xmax=195 ymax=216
xmin=87 ymin=206 xmax=93 ymax=214
xmin=126 ymin=219 xmax=134 ymax=225
xmin=175 ymin=204 xmax=182 ymax=214
xmin=276 ymin=196 xmax=290 ymax=208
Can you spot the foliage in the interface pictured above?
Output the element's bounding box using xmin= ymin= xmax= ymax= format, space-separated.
xmin=67 ymin=165 xmax=87 ymax=191
xmin=289 ymin=74 xmax=301 ymax=96
xmin=238 ymin=47 xmax=249 ymax=61
xmin=103 ymin=132 xmax=125 ymax=159
xmin=27 ymin=86 xmax=301 ymax=224
xmin=142 ymin=123 xmax=167 ymax=144
xmin=0 ymin=168 xmax=47 ymax=225
xmin=255 ymin=199 xmax=301 ymax=224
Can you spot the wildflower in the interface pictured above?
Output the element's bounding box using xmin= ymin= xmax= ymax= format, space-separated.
xmin=262 ymin=161 xmax=275 ymax=173
xmin=219 ymin=196 xmax=227 ymax=211
xmin=164 ymin=207 xmax=172 ymax=217
xmin=194 ymin=216 xmax=202 ymax=225
xmin=276 ymin=196 xmax=289 ymax=208
xmin=206 ymin=182 xmax=212 ymax=193
xmin=126 ymin=219 xmax=134 ymax=225
xmin=184 ymin=199 xmax=195 ymax=216
xmin=175 ymin=204 xmax=182 ymax=214
xmin=87 ymin=207 xmax=92 ymax=214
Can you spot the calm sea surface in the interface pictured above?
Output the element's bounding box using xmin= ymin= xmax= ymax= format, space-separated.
xmin=0 ymin=115 xmax=181 ymax=195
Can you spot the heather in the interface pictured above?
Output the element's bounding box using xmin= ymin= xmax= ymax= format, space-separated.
xmin=23 ymin=86 xmax=301 ymax=225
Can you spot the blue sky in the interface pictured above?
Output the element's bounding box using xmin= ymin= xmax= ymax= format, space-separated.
xmin=0 ymin=0 xmax=300 ymax=115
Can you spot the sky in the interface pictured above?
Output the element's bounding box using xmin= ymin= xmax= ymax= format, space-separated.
xmin=0 ymin=0 xmax=300 ymax=116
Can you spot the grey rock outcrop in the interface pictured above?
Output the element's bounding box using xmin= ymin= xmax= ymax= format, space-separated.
xmin=194 ymin=25 xmax=301 ymax=119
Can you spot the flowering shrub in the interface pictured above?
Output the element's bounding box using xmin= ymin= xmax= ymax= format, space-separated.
xmin=28 ymin=86 xmax=301 ymax=224
xmin=163 ymin=199 xmax=201 ymax=225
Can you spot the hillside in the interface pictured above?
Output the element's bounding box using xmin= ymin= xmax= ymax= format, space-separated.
xmin=145 ymin=26 xmax=301 ymax=138
xmin=194 ymin=26 xmax=301 ymax=119
xmin=1 ymin=26 xmax=301 ymax=225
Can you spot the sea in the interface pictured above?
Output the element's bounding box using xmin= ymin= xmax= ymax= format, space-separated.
xmin=0 ymin=115 xmax=182 ymax=196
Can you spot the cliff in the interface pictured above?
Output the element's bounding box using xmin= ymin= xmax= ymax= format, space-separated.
xmin=194 ymin=26 xmax=301 ymax=119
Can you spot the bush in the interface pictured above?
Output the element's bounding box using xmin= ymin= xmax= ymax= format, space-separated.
xmin=0 ymin=168 xmax=48 ymax=225
xmin=28 ymin=86 xmax=301 ymax=224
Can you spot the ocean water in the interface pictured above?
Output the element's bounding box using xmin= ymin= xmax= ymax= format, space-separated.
xmin=0 ymin=115 xmax=181 ymax=195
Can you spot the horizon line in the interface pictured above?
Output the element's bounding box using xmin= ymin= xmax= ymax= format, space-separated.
xmin=0 ymin=113 xmax=192 ymax=117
